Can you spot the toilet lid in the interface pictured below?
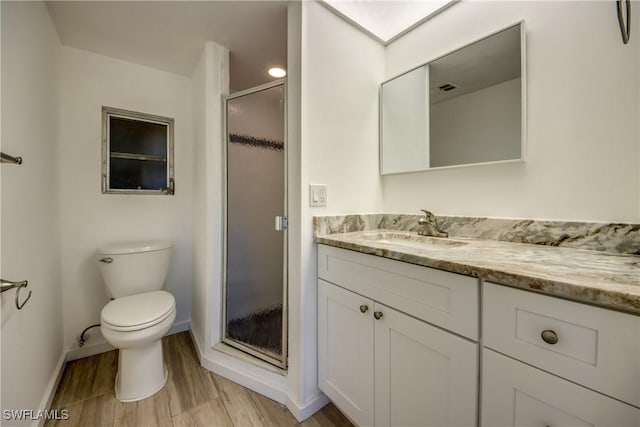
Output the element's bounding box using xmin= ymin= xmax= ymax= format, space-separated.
xmin=101 ymin=290 xmax=175 ymax=331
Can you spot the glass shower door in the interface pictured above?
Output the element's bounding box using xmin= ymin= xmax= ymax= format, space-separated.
xmin=223 ymin=81 xmax=286 ymax=368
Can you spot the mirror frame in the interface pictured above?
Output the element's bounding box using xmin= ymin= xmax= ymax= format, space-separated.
xmin=379 ymin=21 xmax=527 ymax=175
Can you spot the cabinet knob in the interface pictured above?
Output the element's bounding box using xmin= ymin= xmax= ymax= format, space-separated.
xmin=541 ymin=330 xmax=558 ymax=345
xmin=360 ymin=305 xmax=369 ymax=313
xmin=374 ymin=311 xmax=383 ymax=320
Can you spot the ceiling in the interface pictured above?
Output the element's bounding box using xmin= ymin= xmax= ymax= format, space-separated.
xmin=322 ymin=0 xmax=456 ymax=44
xmin=45 ymin=1 xmax=288 ymax=91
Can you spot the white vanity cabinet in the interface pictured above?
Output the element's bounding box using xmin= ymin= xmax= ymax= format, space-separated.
xmin=317 ymin=245 xmax=479 ymax=427
xmin=482 ymin=282 xmax=640 ymax=426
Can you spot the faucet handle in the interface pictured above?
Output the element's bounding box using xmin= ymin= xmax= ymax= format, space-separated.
xmin=420 ymin=209 xmax=434 ymax=219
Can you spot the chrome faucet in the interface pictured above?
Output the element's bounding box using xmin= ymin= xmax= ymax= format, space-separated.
xmin=418 ymin=210 xmax=448 ymax=238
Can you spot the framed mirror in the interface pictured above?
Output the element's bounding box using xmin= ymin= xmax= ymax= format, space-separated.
xmin=380 ymin=22 xmax=526 ymax=174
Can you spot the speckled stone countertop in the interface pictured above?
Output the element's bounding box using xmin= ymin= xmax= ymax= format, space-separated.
xmin=315 ymin=230 xmax=640 ymax=315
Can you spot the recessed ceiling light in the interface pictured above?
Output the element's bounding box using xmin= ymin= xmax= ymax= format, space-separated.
xmin=268 ymin=67 xmax=286 ymax=78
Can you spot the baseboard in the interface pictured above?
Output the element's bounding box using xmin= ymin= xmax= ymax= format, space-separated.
xmin=189 ymin=329 xmax=287 ymax=405
xmin=66 ymin=319 xmax=190 ymax=361
xmin=286 ymin=391 xmax=330 ymax=422
xmin=189 ymin=325 xmax=205 ymax=362
xmin=168 ymin=319 xmax=190 ymax=335
xmin=36 ymin=351 xmax=66 ymax=425
xmin=66 ymin=341 xmax=115 ymax=361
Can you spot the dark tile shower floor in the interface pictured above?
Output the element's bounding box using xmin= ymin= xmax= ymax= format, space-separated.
xmin=226 ymin=306 xmax=283 ymax=356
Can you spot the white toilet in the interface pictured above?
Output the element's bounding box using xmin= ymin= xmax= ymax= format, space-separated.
xmin=96 ymin=241 xmax=176 ymax=402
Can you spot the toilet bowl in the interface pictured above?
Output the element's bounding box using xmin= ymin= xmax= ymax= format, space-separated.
xmin=101 ymin=291 xmax=176 ymax=402
xmin=96 ymin=241 xmax=174 ymax=402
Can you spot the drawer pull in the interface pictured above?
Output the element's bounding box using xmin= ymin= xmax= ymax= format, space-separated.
xmin=360 ymin=305 xmax=369 ymax=313
xmin=374 ymin=311 xmax=383 ymax=320
xmin=541 ymin=330 xmax=558 ymax=345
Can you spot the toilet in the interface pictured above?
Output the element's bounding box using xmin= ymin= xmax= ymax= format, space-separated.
xmin=96 ymin=241 xmax=176 ymax=402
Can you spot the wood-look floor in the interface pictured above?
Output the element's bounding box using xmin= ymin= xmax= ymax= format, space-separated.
xmin=47 ymin=332 xmax=353 ymax=427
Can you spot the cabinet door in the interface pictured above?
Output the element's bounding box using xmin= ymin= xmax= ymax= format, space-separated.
xmin=318 ymin=279 xmax=374 ymax=426
xmin=482 ymin=349 xmax=640 ymax=427
xmin=374 ymin=303 xmax=478 ymax=427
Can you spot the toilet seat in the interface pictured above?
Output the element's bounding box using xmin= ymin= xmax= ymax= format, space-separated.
xmin=101 ymin=290 xmax=175 ymax=332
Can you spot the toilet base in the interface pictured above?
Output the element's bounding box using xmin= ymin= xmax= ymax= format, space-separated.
xmin=114 ymin=340 xmax=168 ymax=402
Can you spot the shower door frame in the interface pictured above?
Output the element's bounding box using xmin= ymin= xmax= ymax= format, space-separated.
xmin=221 ymin=79 xmax=288 ymax=369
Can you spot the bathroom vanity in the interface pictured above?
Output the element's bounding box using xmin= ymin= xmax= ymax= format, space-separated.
xmin=315 ymin=223 xmax=640 ymax=427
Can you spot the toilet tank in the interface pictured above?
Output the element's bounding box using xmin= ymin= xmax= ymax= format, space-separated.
xmin=97 ymin=241 xmax=173 ymax=298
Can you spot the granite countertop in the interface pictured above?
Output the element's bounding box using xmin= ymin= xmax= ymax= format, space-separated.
xmin=315 ymin=230 xmax=640 ymax=315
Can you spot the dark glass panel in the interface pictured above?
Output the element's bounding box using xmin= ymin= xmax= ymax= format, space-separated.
xmin=109 ymin=116 xmax=167 ymax=157
xmin=109 ymin=158 xmax=167 ymax=190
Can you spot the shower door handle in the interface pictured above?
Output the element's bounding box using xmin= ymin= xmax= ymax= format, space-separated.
xmin=275 ymin=216 xmax=288 ymax=231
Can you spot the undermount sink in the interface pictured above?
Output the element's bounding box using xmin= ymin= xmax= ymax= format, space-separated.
xmin=360 ymin=232 xmax=469 ymax=249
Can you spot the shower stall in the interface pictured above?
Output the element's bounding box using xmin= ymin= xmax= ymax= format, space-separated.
xmin=223 ymin=80 xmax=287 ymax=368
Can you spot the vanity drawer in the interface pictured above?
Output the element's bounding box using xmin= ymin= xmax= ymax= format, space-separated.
xmin=318 ymin=245 xmax=479 ymax=340
xmin=483 ymin=282 xmax=640 ymax=407
xmin=482 ymin=349 xmax=640 ymax=427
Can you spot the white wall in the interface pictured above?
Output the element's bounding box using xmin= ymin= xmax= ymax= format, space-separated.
xmin=191 ymin=41 xmax=228 ymax=354
xmin=290 ymin=0 xmax=385 ymax=415
xmin=430 ymin=77 xmax=521 ymax=168
xmin=285 ymin=0 xmax=305 ymax=416
xmin=302 ymin=2 xmax=384 ymax=217
xmin=1 ymin=0 xmax=64 ymax=421
xmin=58 ymin=46 xmax=193 ymax=355
xmin=383 ymin=1 xmax=640 ymax=222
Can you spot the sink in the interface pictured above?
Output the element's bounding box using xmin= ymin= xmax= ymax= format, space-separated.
xmin=359 ymin=232 xmax=469 ymax=249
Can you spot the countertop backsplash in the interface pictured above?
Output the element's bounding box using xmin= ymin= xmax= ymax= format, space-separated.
xmin=313 ymin=214 xmax=640 ymax=256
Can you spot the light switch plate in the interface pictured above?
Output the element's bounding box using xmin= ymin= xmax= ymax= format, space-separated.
xmin=309 ymin=184 xmax=327 ymax=207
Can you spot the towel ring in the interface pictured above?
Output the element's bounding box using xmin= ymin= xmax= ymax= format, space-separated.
xmin=1 ymin=279 xmax=32 ymax=310
xmin=15 ymin=284 xmax=32 ymax=310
